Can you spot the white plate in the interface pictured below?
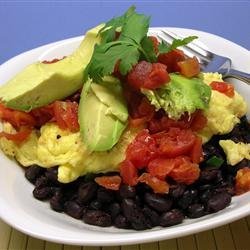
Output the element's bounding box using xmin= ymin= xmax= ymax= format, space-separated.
xmin=0 ymin=27 xmax=249 ymax=246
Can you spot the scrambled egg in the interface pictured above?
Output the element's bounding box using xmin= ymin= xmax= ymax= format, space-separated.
xmin=198 ymin=73 xmax=247 ymax=142
xmin=0 ymin=72 xmax=248 ymax=183
xmin=0 ymin=122 xmax=137 ymax=183
xmin=219 ymin=140 xmax=250 ymax=165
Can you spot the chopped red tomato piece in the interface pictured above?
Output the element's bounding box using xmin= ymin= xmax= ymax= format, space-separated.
xmin=53 ymin=101 xmax=79 ymax=132
xmin=127 ymin=61 xmax=170 ymax=90
xmin=190 ymin=110 xmax=207 ymax=131
xmin=169 ymin=157 xmax=200 ymax=185
xmin=155 ymin=128 xmax=196 ymax=157
xmin=0 ymin=126 xmax=32 ymax=143
xmin=177 ymin=57 xmax=200 ymax=77
xmin=235 ymin=167 xmax=250 ymax=195
xmin=149 ymin=111 xmax=206 ymax=134
xmin=95 ymin=175 xmax=122 ymax=191
xmin=119 ymin=160 xmax=138 ymax=186
xmin=138 ymin=173 xmax=169 ymax=193
xmin=147 ymin=158 xmax=175 ymax=180
xmin=126 ymin=129 xmax=158 ymax=168
xmin=190 ymin=136 xmax=203 ymax=164
xmin=148 ymin=36 xmax=159 ymax=54
xmin=30 ymin=105 xmax=54 ymax=127
xmin=158 ymin=49 xmax=186 ymax=72
xmin=129 ymin=97 xmax=155 ymax=127
xmin=0 ymin=104 xmax=36 ymax=128
xmin=210 ymin=81 xmax=235 ymax=97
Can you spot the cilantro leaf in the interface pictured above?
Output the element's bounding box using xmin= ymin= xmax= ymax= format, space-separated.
xmin=84 ymin=7 xmax=156 ymax=83
xmin=99 ymin=6 xmax=135 ymax=43
xmin=158 ymin=41 xmax=171 ymax=54
xmin=170 ymin=36 xmax=198 ymax=50
xmin=85 ymin=41 xmax=140 ymax=83
xmin=140 ymin=36 xmax=157 ymax=62
xmin=119 ymin=12 xmax=150 ymax=44
xmin=158 ymin=35 xmax=198 ymax=54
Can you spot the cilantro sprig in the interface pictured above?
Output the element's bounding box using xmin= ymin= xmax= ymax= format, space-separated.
xmin=84 ymin=6 xmax=199 ymax=83
xmin=158 ymin=35 xmax=198 ymax=54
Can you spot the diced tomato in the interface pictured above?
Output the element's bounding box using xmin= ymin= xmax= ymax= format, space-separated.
xmin=129 ymin=117 xmax=148 ymax=128
xmin=158 ymin=49 xmax=186 ymax=72
xmin=137 ymin=97 xmax=155 ymax=118
xmin=127 ymin=61 xmax=170 ymax=90
xmin=148 ymin=36 xmax=159 ymax=54
xmin=53 ymin=101 xmax=79 ymax=132
xmin=147 ymin=158 xmax=175 ymax=180
xmin=169 ymin=156 xmax=200 ymax=185
xmin=138 ymin=173 xmax=169 ymax=193
xmin=155 ymin=128 xmax=196 ymax=157
xmin=210 ymin=81 xmax=235 ymax=97
xmin=177 ymin=57 xmax=200 ymax=77
xmin=0 ymin=104 xmax=36 ymax=128
xmin=30 ymin=104 xmax=54 ymax=127
xmin=94 ymin=175 xmax=122 ymax=191
xmin=0 ymin=126 xmax=32 ymax=143
xmin=119 ymin=160 xmax=138 ymax=186
xmin=129 ymin=97 xmax=155 ymax=128
xmin=235 ymin=167 xmax=250 ymax=195
xmin=126 ymin=129 xmax=158 ymax=168
xmin=149 ymin=111 xmax=207 ymax=134
xmin=190 ymin=136 xmax=203 ymax=164
xmin=190 ymin=110 xmax=207 ymax=131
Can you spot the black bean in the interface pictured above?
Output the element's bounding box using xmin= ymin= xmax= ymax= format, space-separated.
xmin=83 ymin=210 xmax=112 ymax=227
xmin=143 ymin=206 xmax=160 ymax=227
xmin=35 ymin=176 xmax=49 ymax=188
xmin=33 ymin=186 xmax=52 ymax=200
xmin=114 ymin=214 xmax=130 ymax=229
xmin=50 ymin=189 xmax=64 ymax=212
xmin=169 ymin=184 xmax=186 ymax=199
xmin=45 ymin=167 xmax=59 ymax=184
xmin=122 ymin=199 xmax=150 ymax=230
xmin=207 ymin=192 xmax=232 ymax=213
xmin=177 ymin=189 xmax=197 ymax=209
xmin=25 ymin=165 xmax=44 ymax=184
xmin=160 ymin=209 xmax=184 ymax=227
xmin=187 ymin=204 xmax=205 ymax=218
xmin=89 ymin=200 xmax=102 ymax=210
xmin=97 ymin=188 xmax=114 ymax=204
xmin=144 ymin=193 xmax=172 ymax=212
xmin=107 ymin=202 xmax=121 ymax=220
xmin=119 ymin=185 xmax=136 ymax=198
xmin=64 ymin=201 xmax=83 ymax=219
xmin=199 ymin=170 xmax=220 ymax=183
xmin=198 ymin=184 xmax=213 ymax=191
xmin=199 ymin=189 xmax=212 ymax=204
xmin=77 ymin=182 xmax=97 ymax=204
xmin=203 ymin=143 xmax=223 ymax=162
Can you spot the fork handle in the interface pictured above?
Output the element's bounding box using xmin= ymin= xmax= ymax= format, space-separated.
xmin=225 ymin=69 xmax=250 ymax=84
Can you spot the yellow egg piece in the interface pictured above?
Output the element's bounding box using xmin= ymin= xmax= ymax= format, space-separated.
xmin=219 ymin=140 xmax=250 ymax=165
xmin=197 ymin=73 xmax=247 ymax=143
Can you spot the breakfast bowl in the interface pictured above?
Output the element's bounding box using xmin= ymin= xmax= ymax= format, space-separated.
xmin=0 ymin=9 xmax=249 ymax=245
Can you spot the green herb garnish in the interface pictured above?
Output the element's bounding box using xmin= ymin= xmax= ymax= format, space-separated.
xmin=84 ymin=6 xmax=199 ymax=83
xmin=158 ymin=36 xmax=198 ymax=54
xmin=206 ymin=156 xmax=224 ymax=168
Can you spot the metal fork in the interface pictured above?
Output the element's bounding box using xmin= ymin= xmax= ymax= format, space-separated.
xmin=157 ymin=29 xmax=250 ymax=84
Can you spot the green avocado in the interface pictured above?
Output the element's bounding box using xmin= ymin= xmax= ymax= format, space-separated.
xmin=79 ymin=76 xmax=128 ymax=151
xmin=0 ymin=25 xmax=103 ymax=111
xmin=142 ymin=73 xmax=211 ymax=120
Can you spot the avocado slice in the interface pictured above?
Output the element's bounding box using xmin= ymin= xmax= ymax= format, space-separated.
xmin=79 ymin=77 xmax=128 ymax=151
xmin=0 ymin=25 xmax=103 ymax=111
